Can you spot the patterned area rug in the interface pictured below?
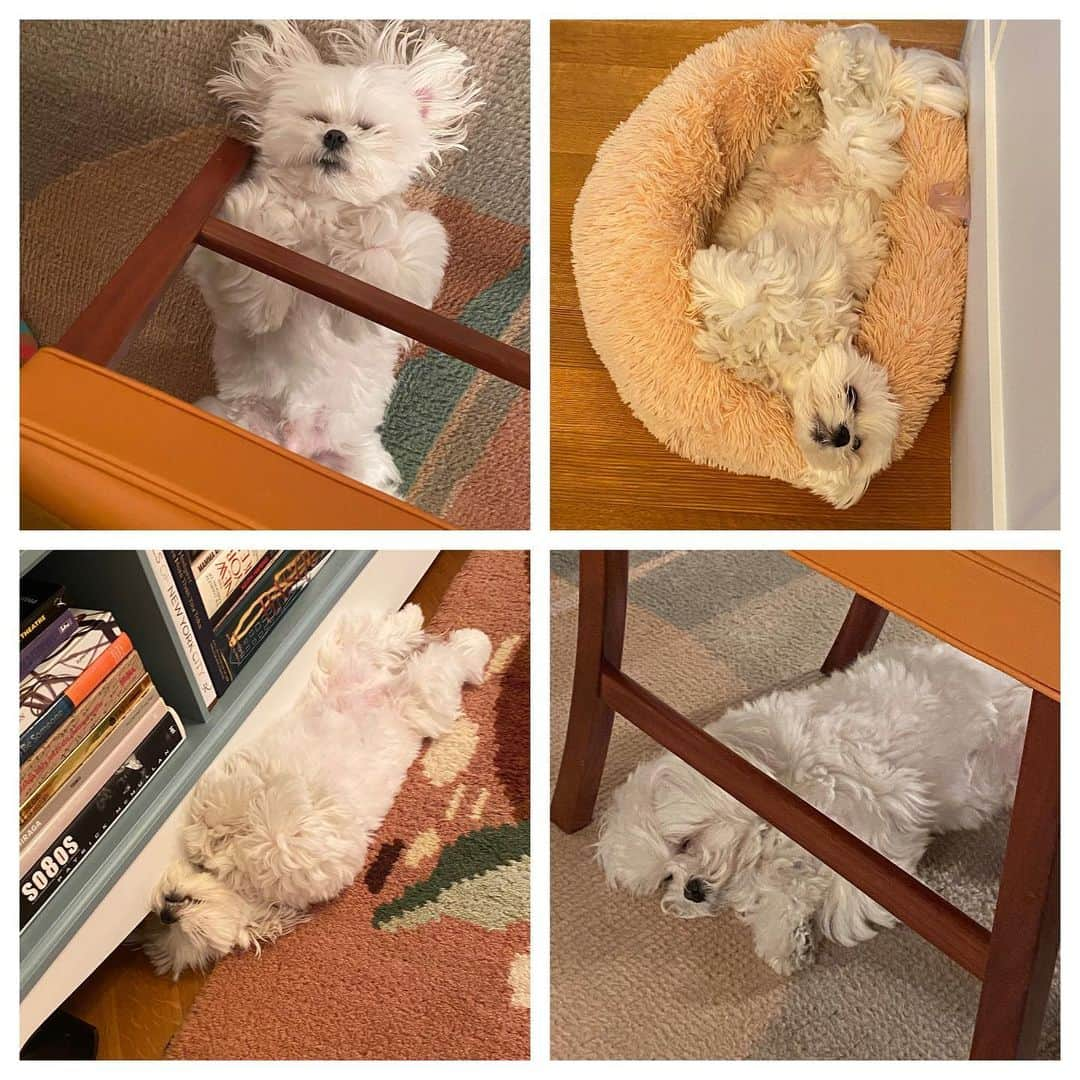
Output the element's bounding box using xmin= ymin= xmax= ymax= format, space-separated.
xmin=19 ymin=20 xmax=529 ymax=528
xmin=169 ymin=551 xmax=530 ymax=1059
xmin=550 ymin=551 xmax=1059 ymax=1060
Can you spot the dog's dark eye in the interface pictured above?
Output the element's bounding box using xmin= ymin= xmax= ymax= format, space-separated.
xmin=306 ymin=113 xmax=330 ymax=124
xmin=164 ymin=892 xmax=190 ymax=904
xmin=661 ymin=874 xmax=673 ymax=885
xmin=355 ymin=119 xmax=373 ymax=131
xmin=845 ymin=385 xmax=859 ymax=411
xmin=851 ymin=436 xmax=862 ymax=452
xmin=676 ymin=838 xmax=691 ymax=854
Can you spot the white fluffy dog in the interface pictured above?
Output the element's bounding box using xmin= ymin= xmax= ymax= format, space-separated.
xmin=188 ymin=21 xmax=481 ymax=491
xmin=597 ymin=643 xmax=1028 ymax=976
xmin=690 ymin=26 xmax=966 ymax=507
xmin=141 ymin=604 xmax=490 ymax=978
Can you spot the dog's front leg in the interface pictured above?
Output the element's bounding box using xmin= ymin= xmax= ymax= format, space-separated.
xmin=744 ymin=893 xmax=818 ymax=976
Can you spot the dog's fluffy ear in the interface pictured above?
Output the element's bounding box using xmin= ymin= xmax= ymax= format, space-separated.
xmin=209 ymin=20 xmax=322 ymax=129
xmin=325 ymin=20 xmax=482 ymax=161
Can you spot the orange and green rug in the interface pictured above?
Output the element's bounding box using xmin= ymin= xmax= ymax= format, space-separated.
xmin=168 ymin=551 xmax=530 ymax=1059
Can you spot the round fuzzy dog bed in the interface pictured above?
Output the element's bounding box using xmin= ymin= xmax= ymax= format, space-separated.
xmin=571 ymin=22 xmax=968 ymax=507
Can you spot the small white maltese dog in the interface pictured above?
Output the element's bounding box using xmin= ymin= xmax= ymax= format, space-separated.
xmin=690 ymin=26 xmax=966 ymax=507
xmin=188 ymin=21 xmax=481 ymax=491
xmin=141 ymin=604 xmax=491 ymax=978
xmin=597 ymin=643 xmax=1028 ymax=976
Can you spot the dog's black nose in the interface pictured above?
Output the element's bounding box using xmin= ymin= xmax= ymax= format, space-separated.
xmin=830 ymin=424 xmax=851 ymax=448
xmin=159 ymin=908 xmax=179 ymax=925
xmin=683 ymin=878 xmax=707 ymax=903
xmin=323 ymin=129 xmax=347 ymax=150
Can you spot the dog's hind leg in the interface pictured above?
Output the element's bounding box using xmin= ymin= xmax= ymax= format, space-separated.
xmin=399 ymin=630 xmax=492 ymax=738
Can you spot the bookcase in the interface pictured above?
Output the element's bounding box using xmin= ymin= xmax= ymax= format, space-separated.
xmin=19 ymin=549 xmax=436 ymax=1043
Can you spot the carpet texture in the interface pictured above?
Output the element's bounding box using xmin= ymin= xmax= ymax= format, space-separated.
xmin=550 ymin=551 xmax=1059 ymax=1060
xmin=20 ymin=20 xmax=529 ymax=528
xmin=169 ymin=551 xmax=530 ymax=1059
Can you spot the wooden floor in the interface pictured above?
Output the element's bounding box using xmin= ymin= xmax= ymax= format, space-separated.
xmin=55 ymin=551 xmax=470 ymax=1060
xmin=551 ymin=20 xmax=965 ymax=530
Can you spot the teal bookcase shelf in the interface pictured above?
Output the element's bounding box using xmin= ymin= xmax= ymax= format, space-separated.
xmin=19 ymin=549 xmax=372 ymax=999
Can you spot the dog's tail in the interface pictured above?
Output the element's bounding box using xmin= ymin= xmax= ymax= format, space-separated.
xmin=891 ymin=47 xmax=968 ymax=119
xmin=400 ymin=629 xmax=491 ymax=739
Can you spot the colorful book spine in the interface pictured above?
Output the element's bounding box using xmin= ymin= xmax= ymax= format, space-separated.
xmin=214 ymin=551 xmax=331 ymax=670
xmin=194 ymin=550 xmax=267 ymax=618
xmin=20 ymin=650 xmax=146 ymax=801
xmin=20 ymin=581 xmax=65 ymax=645
xmin=209 ymin=550 xmax=279 ymax=629
xmin=163 ymin=551 xmax=233 ymax=698
xmin=19 ymin=608 xmax=78 ymax=680
xmin=146 ymin=550 xmax=216 ymax=707
xmin=20 ymin=676 xmax=155 ymax=825
xmin=19 ymin=632 xmax=134 ymax=760
xmin=19 ymin=703 xmax=186 ymax=932
xmin=20 ymin=680 xmax=158 ymax=868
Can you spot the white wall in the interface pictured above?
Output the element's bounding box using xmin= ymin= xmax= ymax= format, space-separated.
xmin=953 ymin=21 xmax=1060 ymax=530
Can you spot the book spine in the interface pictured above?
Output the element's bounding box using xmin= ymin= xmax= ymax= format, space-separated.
xmin=19 ymin=609 xmax=78 ymax=680
xmin=18 ymin=633 xmax=134 ymax=762
xmin=215 ymin=551 xmax=329 ymax=672
xmin=196 ymin=550 xmax=266 ymax=619
xmin=20 ymin=706 xmax=186 ymax=932
xmin=20 ymin=587 xmax=66 ymax=642
xmin=146 ymin=550 xmax=216 ymax=707
xmin=163 ymin=551 xmax=232 ymax=697
xmin=210 ymin=550 xmax=279 ymax=630
xmin=20 ymin=650 xmax=146 ymax=801
xmin=20 ymin=681 xmax=158 ymax=868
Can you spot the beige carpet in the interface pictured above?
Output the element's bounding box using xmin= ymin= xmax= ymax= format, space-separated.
xmin=549 ymin=551 xmax=1059 ymax=1060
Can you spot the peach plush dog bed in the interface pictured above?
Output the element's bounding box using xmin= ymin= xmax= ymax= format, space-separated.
xmin=570 ymin=22 xmax=968 ymax=506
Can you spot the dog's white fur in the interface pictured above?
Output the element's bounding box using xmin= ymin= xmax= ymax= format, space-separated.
xmin=690 ymin=26 xmax=966 ymax=507
xmin=188 ymin=21 xmax=480 ymax=491
xmin=597 ymin=643 xmax=1028 ymax=975
xmin=141 ymin=604 xmax=491 ymax=978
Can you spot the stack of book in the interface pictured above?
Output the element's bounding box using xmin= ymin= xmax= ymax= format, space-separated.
xmin=147 ymin=550 xmax=332 ymax=708
xmin=19 ymin=581 xmax=186 ymax=932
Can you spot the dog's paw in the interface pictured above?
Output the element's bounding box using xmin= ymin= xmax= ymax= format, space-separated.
xmin=448 ymin=628 xmax=492 ymax=684
xmin=764 ymin=922 xmax=816 ymax=976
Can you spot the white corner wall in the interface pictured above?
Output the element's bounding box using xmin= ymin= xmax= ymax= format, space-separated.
xmin=953 ymin=21 xmax=1060 ymax=530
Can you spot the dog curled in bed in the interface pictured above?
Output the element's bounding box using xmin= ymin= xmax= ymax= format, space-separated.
xmin=140 ymin=605 xmax=491 ymax=978
xmin=187 ymin=21 xmax=481 ymax=491
xmin=689 ymin=25 xmax=966 ymax=508
xmin=596 ymin=643 xmax=1028 ymax=976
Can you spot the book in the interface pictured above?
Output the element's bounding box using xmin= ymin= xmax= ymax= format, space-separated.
xmin=214 ymin=550 xmax=331 ymax=670
xmin=20 ymin=701 xmax=186 ymax=932
xmin=19 ymin=607 xmax=78 ymax=680
xmin=146 ymin=550 xmax=216 ymax=707
xmin=20 ymin=678 xmax=160 ymax=866
xmin=163 ymin=551 xmax=233 ymax=698
xmin=194 ymin=549 xmax=268 ymax=619
xmin=20 ymin=580 xmax=66 ymax=646
xmin=208 ymin=550 xmax=279 ymax=628
xmin=20 ymin=648 xmax=146 ymax=801
xmin=19 ymin=612 xmax=131 ymax=746
xmin=20 ymin=675 xmax=156 ymax=825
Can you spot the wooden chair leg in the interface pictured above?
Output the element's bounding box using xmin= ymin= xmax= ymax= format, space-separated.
xmin=970 ymin=691 xmax=1059 ymax=1059
xmin=822 ymin=593 xmax=889 ymax=674
xmin=551 ymin=551 xmax=629 ymax=833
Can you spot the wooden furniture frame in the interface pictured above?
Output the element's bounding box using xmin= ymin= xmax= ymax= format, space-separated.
xmin=551 ymin=551 xmax=1059 ymax=1060
xmin=22 ymin=137 xmax=529 ymax=529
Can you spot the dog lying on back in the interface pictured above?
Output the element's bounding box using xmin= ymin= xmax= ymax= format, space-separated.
xmin=690 ymin=25 xmax=966 ymax=507
xmin=142 ymin=605 xmax=490 ymax=978
xmin=188 ymin=21 xmax=480 ymax=491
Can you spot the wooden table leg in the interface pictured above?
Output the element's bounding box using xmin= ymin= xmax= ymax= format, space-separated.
xmin=551 ymin=551 xmax=629 ymax=832
xmin=822 ymin=594 xmax=890 ymax=674
xmin=970 ymin=691 xmax=1060 ymax=1059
